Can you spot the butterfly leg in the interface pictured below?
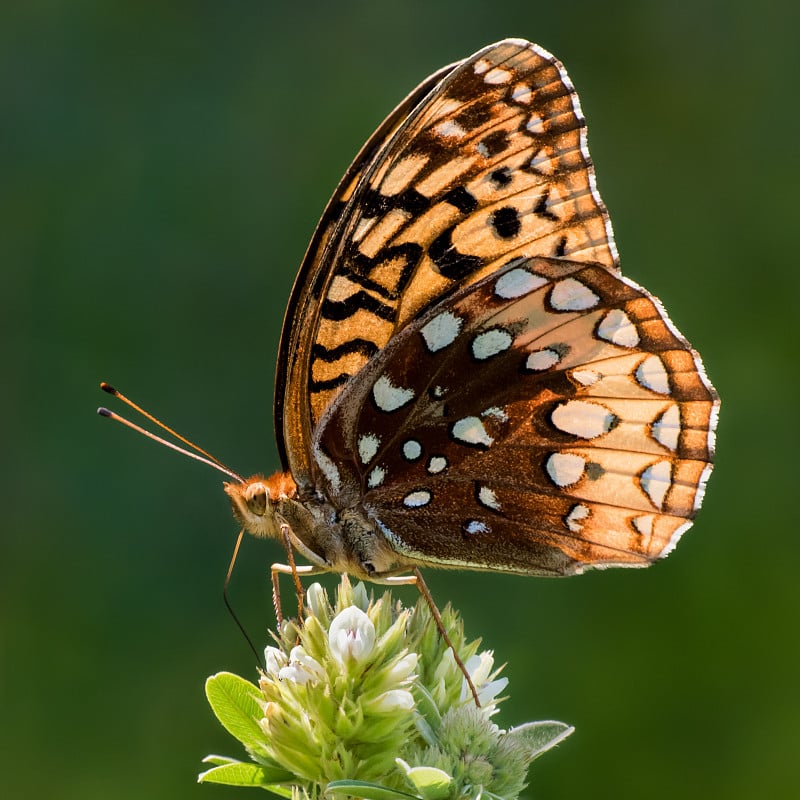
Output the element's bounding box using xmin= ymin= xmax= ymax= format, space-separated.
xmin=382 ymin=567 xmax=480 ymax=707
xmin=271 ymin=556 xmax=328 ymax=631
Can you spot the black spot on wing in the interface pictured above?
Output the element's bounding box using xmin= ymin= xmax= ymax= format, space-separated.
xmin=490 ymin=207 xmax=521 ymax=239
xmin=479 ymin=130 xmax=509 ymax=157
xmin=429 ymin=225 xmax=484 ymax=281
xmin=489 ymin=167 xmax=512 ymax=187
xmin=309 ymin=372 xmax=352 ymax=392
xmin=442 ymin=186 xmax=478 ymax=213
xmin=360 ymin=188 xmax=430 ymax=218
xmin=321 ymin=291 xmax=394 ymax=321
xmin=311 ymin=339 xmax=379 ymax=361
xmin=534 ymin=189 xmax=559 ymax=222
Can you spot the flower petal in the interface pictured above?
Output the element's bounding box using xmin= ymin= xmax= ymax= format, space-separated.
xmin=329 ymin=606 xmax=376 ymax=665
xmin=367 ymin=689 xmax=415 ymax=713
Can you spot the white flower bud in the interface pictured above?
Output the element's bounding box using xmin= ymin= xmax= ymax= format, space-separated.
xmin=386 ymin=652 xmax=418 ymax=683
xmin=328 ymin=606 xmax=376 ymax=665
xmin=367 ymin=689 xmax=415 ymax=713
xmin=278 ymin=646 xmax=324 ymax=685
xmin=264 ymin=646 xmax=287 ymax=676
xmin=306 ymin=582 xmax=328 ymax=620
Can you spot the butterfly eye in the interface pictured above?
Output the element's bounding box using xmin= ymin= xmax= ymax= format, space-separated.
xmin=245 ymin=484 xmax=269 ymax=516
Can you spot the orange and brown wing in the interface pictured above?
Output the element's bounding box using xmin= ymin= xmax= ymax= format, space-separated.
xmin=278 ymin=39 xmax=618 ymax=487
xmin=314 ymin=257 xmax=718 ymax=574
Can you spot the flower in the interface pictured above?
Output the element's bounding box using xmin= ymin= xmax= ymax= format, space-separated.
xmin=276 ymin=645 xmax=324 ymax=685
xmin=328 ymin=605 xmax=376 ymax=665
xmin=461 ymin=651 xmax=509 ymax=712
xmin=199 ymin=576 xmax=573 ymax=799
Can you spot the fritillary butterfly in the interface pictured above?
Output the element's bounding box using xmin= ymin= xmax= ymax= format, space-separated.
xmin=220 ymin=38 xmax=718 ymax=586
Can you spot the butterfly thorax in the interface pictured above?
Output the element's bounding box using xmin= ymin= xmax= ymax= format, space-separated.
xmin=224 ymin=472 xmax=404 ymax=579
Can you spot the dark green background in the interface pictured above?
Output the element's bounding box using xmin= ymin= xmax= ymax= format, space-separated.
xmin=3 ymin=1 xmax=798 ymax=798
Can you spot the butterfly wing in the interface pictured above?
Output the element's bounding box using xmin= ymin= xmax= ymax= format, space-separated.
xmin=313 ymin=257 xmax=718 ymax=575
xmin=277 ymin=39 xmax=618 ymax=488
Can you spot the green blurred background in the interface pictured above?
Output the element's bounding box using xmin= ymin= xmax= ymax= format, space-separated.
xmin=3 ymin=1 xmax=798 ymax=798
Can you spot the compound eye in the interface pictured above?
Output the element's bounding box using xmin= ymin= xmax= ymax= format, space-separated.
xmin=245 ymin=484 xmax=268 ymax=516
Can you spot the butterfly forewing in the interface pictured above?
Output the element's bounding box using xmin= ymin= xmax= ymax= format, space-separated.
xmin=275 ymin=61 xmax=459 ymax=475
xmin=279 ymin=39 xmax=620 ymax=487
xmin=313 ymin=257 xmax=716 ymax=574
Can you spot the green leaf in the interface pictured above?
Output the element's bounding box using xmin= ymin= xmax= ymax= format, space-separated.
xmin=505 ymin=720 xmax=575 ymax=760
xmin=261 ymin=785 xmax=295 ymax=798
xmin=326 ymin=779 xmax=421 ymax=800
xmin=198 ymin=761 xmax=295 ymax=792
xmin=202 ymin=754 xmax=241 ymax=767
xmin=399 ymin=765 xmax=452 ymax=800
xmin=205 ymin=672 xmax=267 ymax=752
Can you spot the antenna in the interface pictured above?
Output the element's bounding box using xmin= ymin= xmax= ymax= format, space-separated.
xmin=97 ymin=382 xmax=244 ymax=483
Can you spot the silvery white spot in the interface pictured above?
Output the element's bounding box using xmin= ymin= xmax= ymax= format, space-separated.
xmin=402 ymin=439 xmax=422 ymax=460
xmin=652 ymin=405 xmax=680 ymax=451
xmin=452 ymin=416 xmax=493 ymax=447
xmin=373 ymin=374 xmax=415 ymax=412
xmin=529 ymin=148 xmax=554 ymax=174
xmin=494 ymin=267 xmax=548 ymax=299
xmin=571 ymin=368 xmax=601 ymax=386
xmin=472 ymin=328 xmax=513 ymax=360
xmin=358 ymin=433 xmax=380 ymax=465
xmin=597 ymin=309 xmax=640 ymax=348
xmin=481 ymin=406 xmax=508 ymax=422
xmin=551 ymin=400 xmax=616 ymax=439
xmin=511 ymin=83 xmax=532 ymax=104
xmin=632 ymin=515 xmax=654 ymax=537
xmin=549 ymin=278 xmax=600 ymax=311
xmin=546 ymin=452 xmax=586 ymax=487
xmin=473 ymin=58 xmax=491 ymax=74
xmin=434 ymin=119 xmax=465 ymax=138
xmin=526 ymin=113 xmax=545 ymax=134
xmin=476 ymin=141 xmax=490 ymax=157
xmin=313 ymin=444 xmax=341 ymax=493
xmin=421 ymin=310 xmax=462 ymax=352
xmin=484 ymin=66 xmax=512 ymax=84
xmin=367 ymin=466 xmax=386 ymax=489
xmin=431 ymin=385 xmax=444 ymax=399
xmin=403 ymin=489 xmax=432 ymax=508
xmin=565 ymin=504 xmax=590 ymax=533
xmin=427 ymin=456 xmax=448 ymax=474
xmin=640 ymin=461 xmax=672 ymax=509
xmin=636 ymin=355 xmax=670 ymax=394
xmin=477 ymin=486 xmax=501 ymax=511
xmin=526 ymin=348 xmax=562 ymax=371
xmin=464 ymin=520 xmax=490 ymax=535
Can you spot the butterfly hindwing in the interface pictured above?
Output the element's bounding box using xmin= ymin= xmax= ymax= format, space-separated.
xmin=313 ymin=256 xmax=716 ymax=575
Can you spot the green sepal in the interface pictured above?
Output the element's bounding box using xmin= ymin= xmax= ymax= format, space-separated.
xmin=411 ymin=683 xmax=442 ymax=747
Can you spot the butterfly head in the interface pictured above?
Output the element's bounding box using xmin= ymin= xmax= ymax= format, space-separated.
xmin=224 ymin=471 xmax=297 ymax=540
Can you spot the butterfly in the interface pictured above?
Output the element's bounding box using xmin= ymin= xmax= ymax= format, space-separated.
xmin=220 ymin=38 xmax=719 ymax=591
